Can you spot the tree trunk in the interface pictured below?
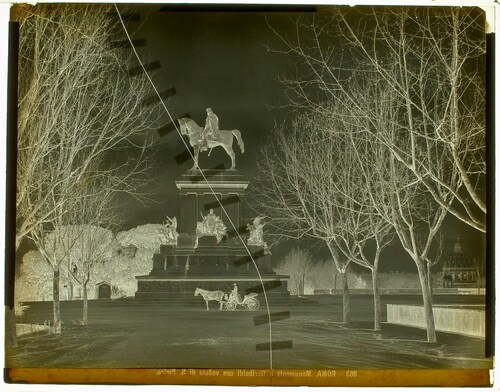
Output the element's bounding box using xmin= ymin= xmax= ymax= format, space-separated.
xmin=82 ymin=281 xmax=88 ymax=325
xmin=416 ymin=261 xmax=436 ymax=342
xmin=333 ymin=274 xmax=337 ymax=294
xmin=53 ymin=266 xmax=62 ymax=334
xmin=371 ymin=269 xmax=381 ymax=331
xmin=427 ymin=261 xmax=433 ymax=300
xmin=340 ymin=271 xmax=351 ymax=324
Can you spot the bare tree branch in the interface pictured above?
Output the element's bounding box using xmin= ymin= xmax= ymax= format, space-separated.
xmin=269 ymin=7 xmax=486 ymax=232
xmin=15 ymin=4 xmax=164 ymax=333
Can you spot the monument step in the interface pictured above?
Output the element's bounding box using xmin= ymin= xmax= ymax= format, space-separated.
xmin=136 ymin=274 xmax=288 ymax=280
xmin=97 ymin=296 xmax=316 ymax=307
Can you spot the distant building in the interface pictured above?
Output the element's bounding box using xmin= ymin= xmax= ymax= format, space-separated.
xmin=95 ymin=281 xmax=112 ymax=299
xmin=442 ymin=236 xmax=476 ymax=288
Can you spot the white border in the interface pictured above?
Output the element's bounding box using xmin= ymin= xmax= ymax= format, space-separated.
xmin=1 ymin=1 xmax=497 ymax=391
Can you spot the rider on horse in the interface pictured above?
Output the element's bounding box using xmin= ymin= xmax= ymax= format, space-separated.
xmin=202 ymin=107 xmax=220 ymax=145
xmin=178 ymin=114 xmax=244 ymax=171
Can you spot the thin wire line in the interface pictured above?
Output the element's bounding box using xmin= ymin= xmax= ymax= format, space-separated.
xmin=113 ymin=3 xmax=275 ymax=369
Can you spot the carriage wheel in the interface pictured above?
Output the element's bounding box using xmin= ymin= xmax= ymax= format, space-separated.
xmin=225 ymin=301 xmax=237 ymax=311
xmin=244 ymin=298 xmax=260 ymax=311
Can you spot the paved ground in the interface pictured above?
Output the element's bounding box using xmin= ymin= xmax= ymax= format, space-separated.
xmin=6 ymin=295 xmax=492 ymax=369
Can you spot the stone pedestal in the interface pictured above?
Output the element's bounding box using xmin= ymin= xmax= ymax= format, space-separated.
xmin=136 ymin=169 xmax=289 ymax=300
xmin=176 ymin=170 xmax=248 ymax=234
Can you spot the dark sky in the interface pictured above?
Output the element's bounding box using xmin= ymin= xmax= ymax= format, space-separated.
xmin=123 ymin=6 xmax=300 ymax=222
xmin=118 ymin=5 xmax=486 ymax=273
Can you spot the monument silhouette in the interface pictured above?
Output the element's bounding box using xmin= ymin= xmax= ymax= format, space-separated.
xmin=135 ymin=112 xmax=289 ymax=301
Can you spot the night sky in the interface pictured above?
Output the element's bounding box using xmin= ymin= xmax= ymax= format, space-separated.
xmin=122 ymin=6 xmax=301 ymax=224
xmin=116 ymin=5 xmax=486 ymax=272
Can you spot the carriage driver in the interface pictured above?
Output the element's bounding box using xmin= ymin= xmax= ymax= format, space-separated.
xmin=203 ymin=107 xmax=220 ymax=143
xmin=230 ymin=283 xmax=241 ymax=304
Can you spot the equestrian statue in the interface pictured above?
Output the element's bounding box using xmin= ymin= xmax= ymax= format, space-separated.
xmin=178 ymin=108 xmax=245 ymax=170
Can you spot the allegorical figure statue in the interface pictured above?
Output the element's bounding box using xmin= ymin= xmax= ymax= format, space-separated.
xmin=195 ymin=209 xmax=227 ymax=245
xmin=247 ymin=216 xmax=270 ymax=253
xmin=161 ymin=216 xmax=179 ymax=245
xmin=178 ymin=110 xmax=245 ymax=171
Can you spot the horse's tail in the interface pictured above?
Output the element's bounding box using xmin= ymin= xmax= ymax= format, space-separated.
xmin=232 ymin=129 xmax=245 ymax=154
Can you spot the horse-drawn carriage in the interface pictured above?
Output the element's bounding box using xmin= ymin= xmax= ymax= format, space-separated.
xmin=224 ymin=292 xmax=260 ymax=311
xmin=194 ymin=288 xmax=260 ymax=311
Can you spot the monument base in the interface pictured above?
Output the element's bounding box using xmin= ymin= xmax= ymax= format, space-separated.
xmin=134 ymin=169 xmax=291 ymax=302
xmin=135 ymin=275 xmax=290 ymax=300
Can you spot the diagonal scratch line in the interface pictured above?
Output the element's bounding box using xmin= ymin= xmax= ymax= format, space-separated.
xmin=113 ymin=3 xmax=275 ymax=369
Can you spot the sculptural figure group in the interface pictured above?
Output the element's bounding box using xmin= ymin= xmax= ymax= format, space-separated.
xmin=195 ymin=209 xmax=228 ymax=245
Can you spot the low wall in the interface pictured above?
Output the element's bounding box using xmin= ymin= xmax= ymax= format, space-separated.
xmin=387 ymin=304 xmax=485 ymax=338
xmin=16 ymin=323 xmax=51 ymax=336
xmin=313 ymin=288 xmax=463 ymax=295
xmin=458 ymin=288 xmax=486 ymax=295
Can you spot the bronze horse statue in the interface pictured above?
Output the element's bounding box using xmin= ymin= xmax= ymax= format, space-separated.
xmin=178 ymin=118 xmax=245 ymax=170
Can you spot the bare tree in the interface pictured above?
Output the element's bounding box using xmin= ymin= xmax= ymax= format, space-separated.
xmin=277 ymin=248 xmax=316 ymax=296
xmin=258 ymin=75 xmax=448 ymax=341
xmin=307 ymin=258 xmax=340 ymax=294
xmin=256 ymin=99 xmax=395 ymax=329
xmin=305 ymin=104 xmax=394 ymax=331
xmin=15 ymin=3 xmax=161 ymax=251
xmin=351 ymin=79 xmax=451 ymax=342
xmin=32 ymin=173 xmax=123 ymax=330
xmin=345 ymin=77 xmax=451 ymax=342
xmin=35 ymin=221 xmax=81 ymax=333
xmin=424 ymin=232 xmax=445 ymax=298
xmin=65 ymin=225 xmax=117 ymax=324
xmin=374 ymin=149 xmax=449 ymax=343
xmin=267 ymin=7 xmax=484 ymax=342
xmin=253 ymin=120 xmax=353 ymax=323
xmin=331 ymin=205 xmax=393 ymax=331
xmin=331 ymin=260 xmax=339 ymax=294
xmin=14 ymin=4 xmax=162 ymax=334
xmin=269 ymin=7 xmax=486 ymax=232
